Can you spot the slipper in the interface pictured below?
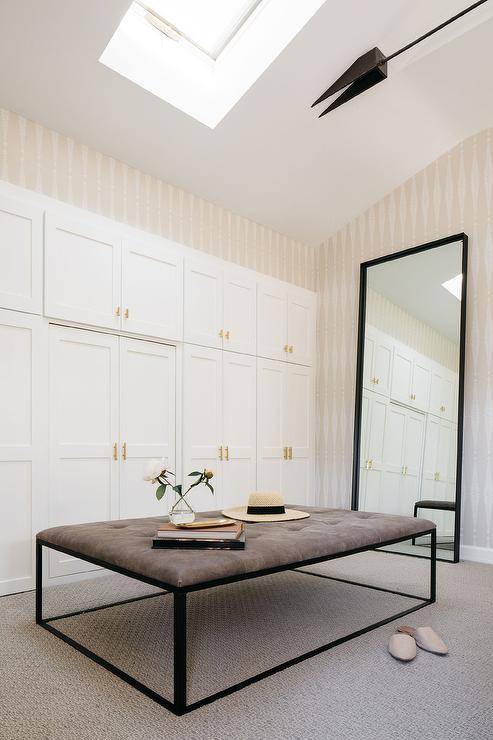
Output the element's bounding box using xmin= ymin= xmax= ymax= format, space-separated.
xmin=397 ymin=626 xmax=448 ymax=655
xmin=388 ymin=633 xmax=417 ymax=662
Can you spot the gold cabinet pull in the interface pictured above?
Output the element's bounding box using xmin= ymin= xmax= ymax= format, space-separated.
xmin=440 ymin=405 xmax=446 ymax=412
xmin=225 ymin=330 xmax=230 ymax=340
xmin=283 ymin=344 xmax=289 ymax=353
xmin=366 ymin=459 xmax=373 ymax=470
xmin=113 ymin=442 xmax=118 ymax=461
xmin=402 ymin=465 xmax=408 ymax=476
xmin=115 ymin=306 xmax=121 ymax=317
xmin=375 ymin=377 xmax=380 ymax=384
xmin=289 ymin=446 xmax=293 ymax=459
xmin=122 ymin=442 xmax=127 ymax=460
xmin=124 ymin=308 xmax=129 ymax=319
xmin=219 ymin=329 xmax=224 ymax=338
xmin=283 ymin=446 xmax=288 ymax=460
xmin=434 ymin=471 xmax=440 ymax=481
xmin=225 ymin=445 xmax=229 ymax=461
xmin=218 ymin=445 xmax=223 ymax=460
xmin=289 ymin=346 xmax=293 ymax=353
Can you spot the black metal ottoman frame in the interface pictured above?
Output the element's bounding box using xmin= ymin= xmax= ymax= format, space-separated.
xmin=36 ymin=528 xmax=436 ymax=716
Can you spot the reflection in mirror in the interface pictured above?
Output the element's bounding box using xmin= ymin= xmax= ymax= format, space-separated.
xmin=353 ymin=236 xmax=466 ymax=562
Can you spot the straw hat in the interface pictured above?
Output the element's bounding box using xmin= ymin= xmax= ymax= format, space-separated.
xmin=222 ymin=491 xmax=310 ymax=523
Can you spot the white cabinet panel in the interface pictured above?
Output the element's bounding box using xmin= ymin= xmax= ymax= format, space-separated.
xmin=122 ymin=239 xmax=183 ymax=340
xmin=184 ymin=259 xmax=222 ymax=349
xmin=429 ymin=367 xmax=456 ymax=421
xmin=364 ymin=328 xmax=394 ymax=396
xmin=257 ymin=281 xmax=287 ymax=361
xmin=287 ymin=289 xmax=315 ymax=366
xmin=0 ymin=195 xmax=43 ymax=314
xmin=412 ymin=357 xmax=431 ymax=411
xmin=0 ymin=311 xmax=46 ymax=596
xmin=182 ymin=344 xmax=222 ymax=511
xmin=222 ymin=352 xmax=256 ymax=509
xmin=45 ymin=215 xmax=121 ymax=329
xmin=283 ymin=364 xmax=312 ymax=505
xmin=119 ymin=338 xmax=176 ymax=519
xmin=49 ymin=326 xmax=119 ymax=576
xmin=391 ymin=345 xmax=413 ymax=405
xmin=257 ymin=358 xmax=285 ymax=493
xmin=223 ymin=269 xmax=256 ymax=355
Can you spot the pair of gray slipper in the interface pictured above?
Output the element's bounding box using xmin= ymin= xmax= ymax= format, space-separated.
xmin=389 ymin=625 xmax=448 ymax=661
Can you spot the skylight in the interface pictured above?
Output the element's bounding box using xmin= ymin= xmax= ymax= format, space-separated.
xmin=442 ymin=274 xmax=462 ymax=301
xmin=138 ymin=0 xmax=263 ymax=60
xmin=100 ymin=0 xmax=325 ymax=128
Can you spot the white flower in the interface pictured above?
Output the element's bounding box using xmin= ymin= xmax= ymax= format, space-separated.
xmin=143 ymin=459 xmax=166 ymax=483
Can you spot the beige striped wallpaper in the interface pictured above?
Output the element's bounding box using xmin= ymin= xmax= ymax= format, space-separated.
xmin=315 ymin=127 xmax=493 ymax=552
xmin=0 ymin=108 xmax=315 ymax=289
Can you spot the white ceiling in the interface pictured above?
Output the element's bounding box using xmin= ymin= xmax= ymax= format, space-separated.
xmin=1 ymin=1 xmax=493 ymax=245
xmin=367 ymin=241 xmax=463 ymax=342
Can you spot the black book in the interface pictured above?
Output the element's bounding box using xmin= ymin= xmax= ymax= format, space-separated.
xmin=152 ymin=533 xmax=245 ymax=550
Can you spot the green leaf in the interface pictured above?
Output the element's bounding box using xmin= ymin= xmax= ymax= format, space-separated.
xmin=188 ymin=471 xmax=202 ymax=477
xmin=172 ymin=484 xmax=182 ymax=494
xmin=205 ymin=481 xmax=214 ymax=494
xmin=155 ymin=484 xmax=167 ymax=501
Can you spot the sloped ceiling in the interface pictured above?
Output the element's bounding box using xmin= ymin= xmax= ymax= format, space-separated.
xmin=1 ymin=0 xmax=493 ymax=244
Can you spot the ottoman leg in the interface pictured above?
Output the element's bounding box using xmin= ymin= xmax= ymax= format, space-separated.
xmin=173 ymin=591 xmax=187 ymax=714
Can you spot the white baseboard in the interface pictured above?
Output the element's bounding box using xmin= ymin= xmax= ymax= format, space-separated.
xmin=460 ymin=545 xmax=493 ymax=564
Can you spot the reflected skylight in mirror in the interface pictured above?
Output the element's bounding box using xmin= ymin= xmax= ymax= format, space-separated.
xmin=139 ymin=0 xmax=263 ymax=59
xmin=442 ymin=274 xmax=462 ymax=301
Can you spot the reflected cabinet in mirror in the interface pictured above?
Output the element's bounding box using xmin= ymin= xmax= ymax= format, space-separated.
xmin=352 ymin=234 xmax=467 ymax=562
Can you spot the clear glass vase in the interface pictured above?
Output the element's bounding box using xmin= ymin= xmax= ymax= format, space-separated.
xmin=169 ymin=493 xmax=195 ymax=525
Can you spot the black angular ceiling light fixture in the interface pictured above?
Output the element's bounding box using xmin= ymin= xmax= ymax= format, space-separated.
xmin=312 ymin=0 xmax=489 ymax=117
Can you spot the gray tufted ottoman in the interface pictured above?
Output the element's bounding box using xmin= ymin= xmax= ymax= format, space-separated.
xmin=36 ymin=507 xmax=436 ymax=715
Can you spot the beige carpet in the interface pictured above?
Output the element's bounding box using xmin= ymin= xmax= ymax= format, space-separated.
xmin=1 ymin=552 xmax=492 ymax=740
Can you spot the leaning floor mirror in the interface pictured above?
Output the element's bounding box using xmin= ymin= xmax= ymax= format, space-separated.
xmin=352 ymin=234 xmax=467 ymax=562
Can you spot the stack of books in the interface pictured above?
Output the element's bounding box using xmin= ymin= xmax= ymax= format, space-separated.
xmin=152 ymin=519 xmax=245 ymax=550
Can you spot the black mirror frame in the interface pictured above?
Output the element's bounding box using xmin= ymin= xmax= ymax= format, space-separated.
xmin=351 ymin=233 xmax=468 ymax=563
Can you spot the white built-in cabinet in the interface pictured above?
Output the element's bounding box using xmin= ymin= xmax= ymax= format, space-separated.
xmin=0 ymin=182 xmax=316 ymax=594
xmin=0 ymin=194 xmax=43 ymax=314
xmin=256 ymin=358 xmax=312 ymax=505
xmin=45 ymin=215 xmax=183 ymax=340
xmin=0 ymin=310 xmax=46 ymax=596
xmin=422 ymin=415 xmax=457 ymax=535
xmin=257 ymin=280 xmax=315 ymax=365
xmin=363 ymin=327 xmax=393 ymax=397
xmin=391 ymin=342 xmax=431 ymax=412
xmin=183 ymin=258 xmax=256 ymax=355
xmin=48 ymin=325 xmax=176 ymax=577
xmin=182 ymin=344 xmax=257 ymax=512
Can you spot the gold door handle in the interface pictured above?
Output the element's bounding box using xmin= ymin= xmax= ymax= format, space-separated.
xmin=283 ymin=344 xmax=289 ymax=353
xmin=368 ymin=459 xmax=373 ymax=470
xmin=225 ymin=445 xmax=229 ymax=461
xmin=219 ymin=329 xmax=224 ymax=338
xmin=122 ymin=442 xmax=127 ymax=460
xmin=124 ymin=308 xmax=129 ymax=319
xmin=115 ymin=306 xmax=121 ymax=317
xmin=375 ymin=377 xmax=380 ymax=385
xmin=434 ymin=471 xmax=440 ymax=481
xmin=225 ymin=330 xmax=230 ymax=340
xmin=402 ymin=465 xmax=408 ymax=476
xmin=218 ymin=445 xmax=223 ymax=461
xmin=283 ymin=446 xmax=288 ymax=460
xmin=440 ymin=405 xmax=446 ymax=412
xmin=289 ymin=446 xmax=293 ymax=459
xmin=289 ymin=346 xmax=293 ymax=353
xmin=113 ymin=442 xmax=118 ymax=461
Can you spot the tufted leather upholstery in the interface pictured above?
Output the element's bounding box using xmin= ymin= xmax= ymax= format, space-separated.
xmin=37 ymin=508 xmax=435 ymax=590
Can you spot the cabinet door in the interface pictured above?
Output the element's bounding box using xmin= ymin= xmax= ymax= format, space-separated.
xmin=0 ymin=194 xmax=43 ymax=314
xmin=401 ymin=410 xmax=425 ymax=516
xmin=283 ymin=364 xmax=312 ymax=505
xmin=184 ymin=259 xmax=223 ymax=349
xmin=119 ymin=338 xmax=176 ymax=519
xmin=373 ymin=335 xmax=393 ymax=397
xmin=380 ymin=404 xmax=406 ymax=514
xmin=287 ymin=289 xmax=315 ymax=366
xmin=222 ymin=268 xmax=256 ymax=356
xmin=391 ymin=345 xmax=413 ymax=405
xmin=122 ymin=239 xmax=183 ymax=340
xmin=49 ymin=326 xmax=119 ymax=576
xmin=363 ymin=394 xmax=389 ymax=511
xmin=257 ymin=358 xmax=285 ymax=493
xmin=429 ymin=367 xmax=456 ymax=421
xmin=222 ymin=352 xmax=256 ymax=509
xmin=45 ymin=214 xmax=121 ymax=329
xmin=412 ymin=357 xmax=431 ymax=411
xmin=182 ymin=344 xmax=222 ymax=511
xmin=257 ymin=281 xmax=287 ymax=361
xmin=0 ymin=311 xmax=46 ymax=596
xmin=441 ymin=373 xmax=456 ymax=422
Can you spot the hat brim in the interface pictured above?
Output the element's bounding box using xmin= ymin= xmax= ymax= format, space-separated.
xmin=221 ymin=507 xmax=310 ymax=523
